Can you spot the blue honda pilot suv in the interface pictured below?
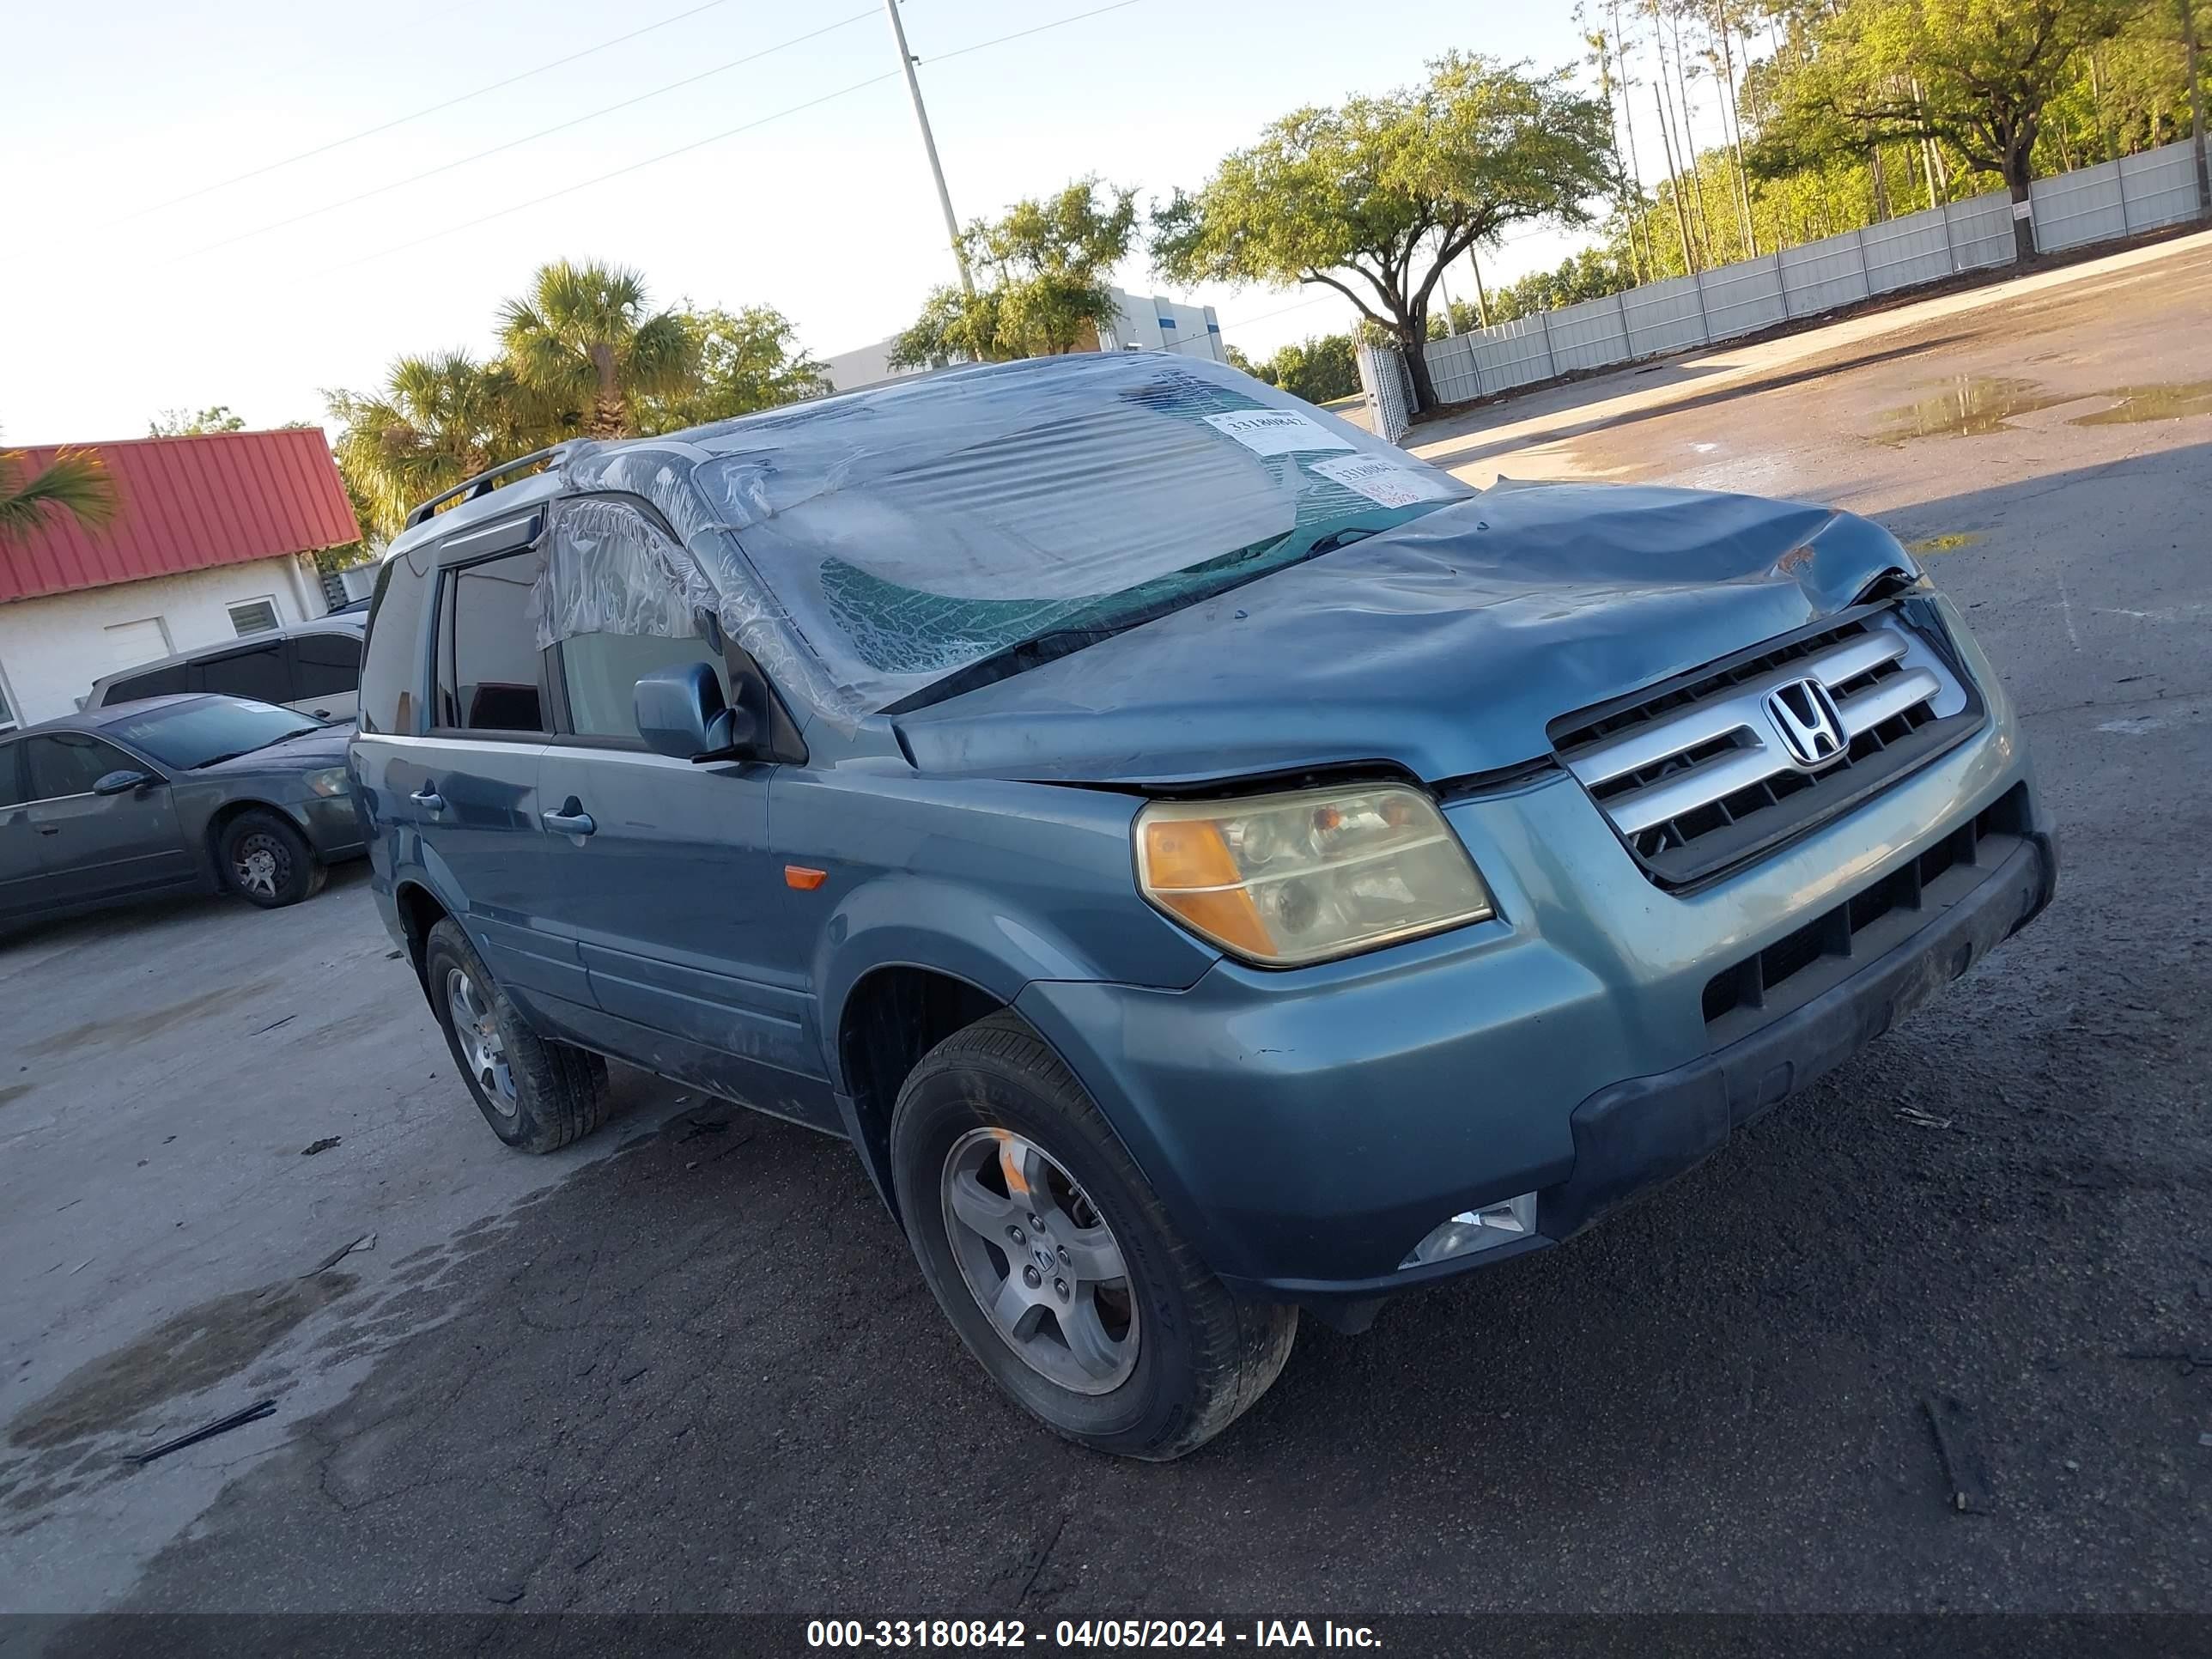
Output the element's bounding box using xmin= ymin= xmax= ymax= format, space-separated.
xmin=352 ymin=353 xmax=2056 ymax=1460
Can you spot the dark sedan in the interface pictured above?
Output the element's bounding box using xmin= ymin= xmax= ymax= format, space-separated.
xmin=0 ymin=696 xmax=364 ymax=927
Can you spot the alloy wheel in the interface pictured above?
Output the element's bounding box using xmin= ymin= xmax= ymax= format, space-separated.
xmin=940 ymin=1127 xmax=1139 ymax=1395
xmin=445 ymin=967 xmax=516 ymax=1115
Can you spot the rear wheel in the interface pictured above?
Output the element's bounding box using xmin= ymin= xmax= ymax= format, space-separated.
xmin=218 ymin=811 xmax=325 ymax=908
xmin=890 ymin=1011 xmax=1297 ymax=1461
xmin=423 ymin=918 xmax=609 ymax=1152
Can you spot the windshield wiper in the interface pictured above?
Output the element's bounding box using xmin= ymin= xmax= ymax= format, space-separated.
xmin=189 ymin=728 xmax=319 ymax=769
xmin=881 ymin=526 xmax=1380 ymax=716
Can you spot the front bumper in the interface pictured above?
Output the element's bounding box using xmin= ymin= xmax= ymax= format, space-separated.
xmin=1017 ymin=716 xmax=2054 ymax=1331
xmin=295 ymin=793 xmax=367 ymax=860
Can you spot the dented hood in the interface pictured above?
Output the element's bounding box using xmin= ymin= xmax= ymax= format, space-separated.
xmin=890 ymin=483 xmax=1917 ymax=787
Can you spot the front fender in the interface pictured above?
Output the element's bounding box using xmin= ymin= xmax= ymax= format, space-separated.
xmin=811 ymin=872 xmax=1207 ymax=1088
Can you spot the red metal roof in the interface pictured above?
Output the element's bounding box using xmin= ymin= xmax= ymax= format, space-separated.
xmin=0 ymin=428 xmax=361 ymax=605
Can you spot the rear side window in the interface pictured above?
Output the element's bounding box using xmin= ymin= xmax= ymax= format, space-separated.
xmin=292 ymin=631 xmax=363 ymax=699
xmin=439 ymin=548 xmax=550 ymax=733
xmin=194 ymin=641 xmax=291 ymax=706
xmin=0 ymin=744 xmax=24 ymax=809
xmin=104 ymin=663 xmax=191 ymax=704
xmin=358 ymin=556 xmax=432 ymax=735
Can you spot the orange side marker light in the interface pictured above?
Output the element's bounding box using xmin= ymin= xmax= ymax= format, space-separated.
xmin=785 ymin=865 xmax=827 ymax=890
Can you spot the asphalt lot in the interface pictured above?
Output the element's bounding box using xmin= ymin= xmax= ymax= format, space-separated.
xmin=3 ymin=235 xmax=2209 ymax=1628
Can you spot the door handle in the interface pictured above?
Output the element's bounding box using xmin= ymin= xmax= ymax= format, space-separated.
xmin=36 ymin=824 xmax=59 ymax=836
xmin=542 ymin=807 xmax=597 ymax=837
xmin=410 ymin=785 xmax=445 ymax=812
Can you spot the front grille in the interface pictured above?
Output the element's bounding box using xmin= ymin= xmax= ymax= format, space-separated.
xmin=1701 ymin=784 xmax=2032 ymax=1044
xmin=1552 ymin=605 xmax=1981 ymax=885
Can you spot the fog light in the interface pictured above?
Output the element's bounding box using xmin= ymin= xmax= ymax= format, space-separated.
xmin=1400 ymin=1193 xmax=1537 ymax=1268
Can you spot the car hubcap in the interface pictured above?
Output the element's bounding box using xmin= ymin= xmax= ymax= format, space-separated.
xmin=234 ymin=835 xmax=287 ymax=898
xmin=445 ymin=968 xmax=515 ymax=1115
xmin=940 ymin=1127 xmax=1138 ymax=1395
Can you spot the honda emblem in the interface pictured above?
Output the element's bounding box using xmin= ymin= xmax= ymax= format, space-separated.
xmin=1765 ymin=678 xmax=1847 ymax=769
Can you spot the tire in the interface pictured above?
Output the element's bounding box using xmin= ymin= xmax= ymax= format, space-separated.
xmin=218 ymin=810 xmax=326 ymax=908
xmin=422 ymin=918 xmax=610 ymax=1152
xmin=890 ymin=1010 xmax=1297 ymax=1461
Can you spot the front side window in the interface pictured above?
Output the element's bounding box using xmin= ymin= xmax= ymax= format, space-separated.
xmin=0 ymin=744 xmax=24 ymax=808
xmin=196 ymin=641 xmax=291 ymax=706
xmin=536 ymin=499 xmax=722 ymax=739
xmin=561 ymin=634 xmax=726 ymax=738
xmin=441 ymin=548 xmax=549 ymax=732
xmin=23 ymin=732 xmax=136 ymax=799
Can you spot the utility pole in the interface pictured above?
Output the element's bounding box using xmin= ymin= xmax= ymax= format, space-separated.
xmin=881 ymin=0 xmax=974 ymax=295
xmin=2183 ymin=0 xmax=2211 ymax=216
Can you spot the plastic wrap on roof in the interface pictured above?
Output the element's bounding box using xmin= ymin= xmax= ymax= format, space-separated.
xmin=561 ymin=353 xmax=1472 ymax=726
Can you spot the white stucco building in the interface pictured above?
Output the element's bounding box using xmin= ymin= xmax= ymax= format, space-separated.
xmin=0 ymin=429 xmax=358 ymax=730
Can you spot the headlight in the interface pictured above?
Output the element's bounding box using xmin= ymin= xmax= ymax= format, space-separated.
xmin=304 ymin=767 xmax=352 ymax=798
xmin=1134 ymin=783 xmax=1493 ymax=967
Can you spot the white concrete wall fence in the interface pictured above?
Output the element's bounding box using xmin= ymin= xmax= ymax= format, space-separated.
xmin=1408 ymin=138 xmax=2209 ymax=410
xmin=0 ymin=554 xmax=325 ymax=728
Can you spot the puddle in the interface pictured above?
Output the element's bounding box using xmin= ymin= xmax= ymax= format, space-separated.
xmin=1906 ymin=532 xmax=1985 ymax=556
xmin=6 ymin=1272 xmax=357 ymax=1451
xmin=1876 ymin=378 xmax=2069 ymax=441
xmin=2069 ymin=381 xmax=2212 ymax=426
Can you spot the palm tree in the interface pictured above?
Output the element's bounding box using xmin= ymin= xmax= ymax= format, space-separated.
xmin=0 ymin=446 xmax=118 ymax=544
xmin=326 ymin=351 xmax=561 ymax=539
xmin=498 ymin=260 xmax=695 ymax=439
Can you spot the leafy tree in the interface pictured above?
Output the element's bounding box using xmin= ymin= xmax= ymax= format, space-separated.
xmin=149 ymin=405 xmax=247 ymax=436
xmin=641 ymin=307 xmax=828 ymax=431
xmin=1224 ymin=343 xmax=1275 ymax=382
xmin=1263 ymin=335 xmax=1363 ymax=404
xmin=1752 ymin=0 xmax=2139 ymax=259
xmin=1152 ymin=54 xmax=1617 ymax=412
xmin=499 ymin=260 xmax=696 ymax=439
xmin=0 ymin=446 xmax=118 ymax=544
xmin=329 ymin=263 xmax=836 ymax=532
xmin=1445 ymin=246 xmax=1637 ymax=325
xmin=326 ymin=352 xmax=556 ymax=540
xmin=891 ymin=179 xmax=1139 ymax=368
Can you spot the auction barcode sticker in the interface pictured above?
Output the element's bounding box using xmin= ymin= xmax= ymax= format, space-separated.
xmin=1310 ymin=453 xmax=1460 ymax=507
xmin=1201 ymin=409 xmax=1358 ymax=455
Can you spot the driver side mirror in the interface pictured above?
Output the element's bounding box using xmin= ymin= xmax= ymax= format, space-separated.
xmin=635 ymin=662 xmax=758 ymax=763
xmin=94 ymin=769 xmax=154 ymax=797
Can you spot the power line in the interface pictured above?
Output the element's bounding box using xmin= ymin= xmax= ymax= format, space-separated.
xmin=921 ymin=0 xmax=1143 ymax=68
xmin=308 ymin=0 xmax=1152 ymax=280
xmin=313 ymin=71 xmax=900 ymax=278
xmin=115 ymin=0 xmax=744 ymax=225
xmin=188 ymin=10 xmax=876 ymax=258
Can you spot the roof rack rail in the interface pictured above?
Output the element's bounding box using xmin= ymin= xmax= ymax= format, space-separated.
xmin=402 ymin=445 xmax=571 ymax=530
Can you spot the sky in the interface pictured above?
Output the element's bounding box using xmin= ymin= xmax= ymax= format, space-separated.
xmin=4 ymin=0 xmax=1642 ymax=444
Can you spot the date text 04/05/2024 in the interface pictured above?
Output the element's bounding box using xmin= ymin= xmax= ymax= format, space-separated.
xmin=805 ymin=1620 xmax=1382 ymax=1649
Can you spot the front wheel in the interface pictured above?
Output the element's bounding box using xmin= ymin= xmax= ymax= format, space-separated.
xmin=218 ymin=811 xmax=325 ymax=908
xmin=890 ymin=1011 xmax=1297 ymax=1461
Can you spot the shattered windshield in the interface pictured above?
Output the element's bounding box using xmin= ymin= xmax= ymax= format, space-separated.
xmin=665 ymin=356 xmax=1473 ymax=714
